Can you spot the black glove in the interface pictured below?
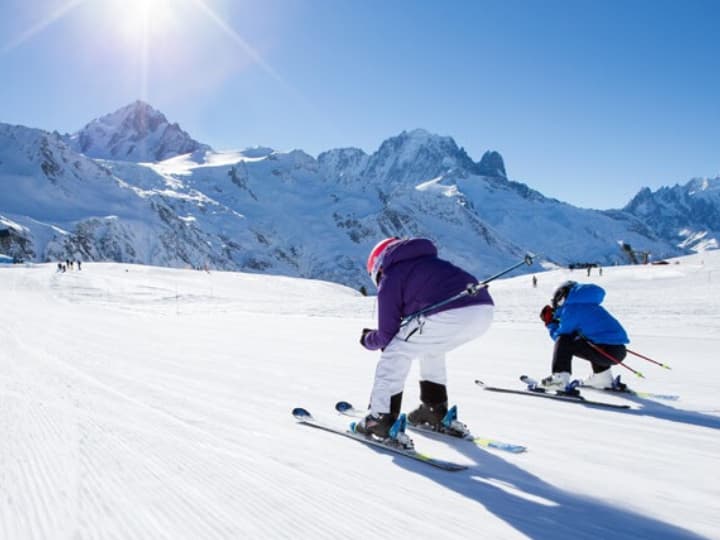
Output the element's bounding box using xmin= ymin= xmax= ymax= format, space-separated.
xmin=360 ymin=328 xmax=372 ymax=346
xmin=540 ymin=305 xmax=555 ymax=325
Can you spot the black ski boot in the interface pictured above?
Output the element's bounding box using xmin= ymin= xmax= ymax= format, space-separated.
xmin=354 ymin=392 xmax=403 ymax=439
xmin=407 ymin=381 xmax=449 ymax=429
xmin=407 ymin=402 xmax=448 ymax=429
xmin=354 ymin=413 xmax=395 ymax=438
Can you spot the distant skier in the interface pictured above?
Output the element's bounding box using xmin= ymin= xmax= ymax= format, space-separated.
xmin=539 ymin=281 xmax=629 ymax=389
xmin=355 ymin=237 xmax=494 ymax=439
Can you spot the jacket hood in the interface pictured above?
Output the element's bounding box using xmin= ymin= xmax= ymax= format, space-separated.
xmin=381 ymin=238 xmax=437 ymax=270
xmin=565 ymin=283 xmax=606 ymax=305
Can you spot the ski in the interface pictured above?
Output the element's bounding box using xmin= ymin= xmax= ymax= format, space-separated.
xmin=292 ymin=407 xmax=467 ymax=471
xmin=474 ymin=377 xmax=631 ymax=409
xmin=578 ymin=375 xmax=679 ymax=401
xmin=335 ymin=401 xmax=527 ymax=454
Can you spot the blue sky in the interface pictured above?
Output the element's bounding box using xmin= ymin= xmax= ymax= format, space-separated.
xmin=0 ymin=0 xmax=718 ymax=209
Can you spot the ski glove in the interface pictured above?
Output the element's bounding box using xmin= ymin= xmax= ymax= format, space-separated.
xmin=360 ymin=328 xmax=373 ymax=346
xmin=540 ymin=305 xmax=556 ymax=325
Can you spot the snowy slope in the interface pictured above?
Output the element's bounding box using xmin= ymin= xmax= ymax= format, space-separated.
xmin=0 ymin=252 xmax=718 ymax=539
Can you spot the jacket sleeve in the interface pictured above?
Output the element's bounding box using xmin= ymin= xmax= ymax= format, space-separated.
xmin=549 ymin=305 xmax=581 ymax=341
xmin=546 ymin=320 xmax=560 ymax=338
xmin=362 ymin=273 xmax=403 ymax=351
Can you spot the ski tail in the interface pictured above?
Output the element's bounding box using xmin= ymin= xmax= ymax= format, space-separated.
xmin=576 ymin=375 xmax=680 ymax=401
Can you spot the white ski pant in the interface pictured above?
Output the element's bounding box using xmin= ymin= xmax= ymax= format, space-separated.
xmin=369 ymin=304 xmax=494 ymax=415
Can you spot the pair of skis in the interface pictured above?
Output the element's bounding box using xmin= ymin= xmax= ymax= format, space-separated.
xmin=476 ymin=375 xmax=678 ymax=409
xmin=476 ymin=376 xmax=630 ymax=409
xmin=294 ymin=377 xmax=678 ymax=471
xmin=293 ymin=401 xmax=527 ymax=472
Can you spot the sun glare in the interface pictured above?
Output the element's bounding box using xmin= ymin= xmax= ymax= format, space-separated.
xmin=111 ymin=0 xmax=175 ymax=42
xmin=2 ymin=0 xmax=291 ymax=103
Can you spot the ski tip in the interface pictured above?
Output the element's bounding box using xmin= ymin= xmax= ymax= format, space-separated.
xmin=494 ymin=444 xmax=528 ymax=454
xmin=292 ymin=407 xmax=311 ymax=420
xmin=474 ymin=437 xmax=528 ymax=453
xmin=335 ymin=401 xmax=353 ymax=413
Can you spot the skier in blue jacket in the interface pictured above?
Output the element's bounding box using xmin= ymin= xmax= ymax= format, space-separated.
xmin=355 ymin=237 xmax=495 ymax=440
xmin=539 ymin=280 xmax=629 ymax=389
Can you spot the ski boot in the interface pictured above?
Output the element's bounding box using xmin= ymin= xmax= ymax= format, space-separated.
xmin=540 ymin=372 xmax=571 ymax=389
xmin=354 ymin=412 xmax=395 ymax=438
xmin=354 ymin=413 xmax=414 ymax=449
xmin=408 ymin=401 xmax=447 ymax=429
xmin=582 ymin=369 xmax=614 ymax=389
xmin=408 ymin=402 xmax=470 ymax=438
xmin=408 ymin=381 xmax=449 ymax=430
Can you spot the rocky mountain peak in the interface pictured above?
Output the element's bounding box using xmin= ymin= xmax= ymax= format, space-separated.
xmin=66 ymin=101 xmax=210 ymax=162
xmin=476 ymin=150 xmax=506 ymax=178
xmin=623 ymin=177 xmax=720 ymax=249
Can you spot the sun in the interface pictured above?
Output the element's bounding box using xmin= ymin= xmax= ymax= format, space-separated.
xmin=110 ymin=0 xmax=176 ymax=43
xmin=2 ymin=0 xmax=288 ymax=101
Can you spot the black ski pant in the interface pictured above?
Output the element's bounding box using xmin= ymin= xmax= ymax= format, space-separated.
xmin=552 ymin=333 xmax=627 ymax=374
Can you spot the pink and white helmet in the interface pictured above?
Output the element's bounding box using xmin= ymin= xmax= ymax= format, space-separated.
xmin=367 ymin=237 xmax=400 ymax=285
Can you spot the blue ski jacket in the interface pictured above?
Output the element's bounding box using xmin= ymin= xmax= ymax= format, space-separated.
xmin=546 ymin=283 xmax=629 ymax=345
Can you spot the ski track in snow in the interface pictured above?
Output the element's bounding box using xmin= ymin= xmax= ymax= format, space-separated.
xmin=1 ymin=255 xmax=719 ymax=539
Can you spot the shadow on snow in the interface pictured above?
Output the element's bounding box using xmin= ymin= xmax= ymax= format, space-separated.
xmin=601 ymin=393 xmax=720 ymax=431
xmin=387 ymin=434 xmax=705 ymax=540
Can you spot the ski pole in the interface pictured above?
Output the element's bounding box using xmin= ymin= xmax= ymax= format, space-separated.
xmin=400 ymin=253 xmax=535 ymax=327
xmin=479 ymin=253 xmax=536 ymax=286
xmin=626 ymin=348 xmax=671 ymax=370
xmin=583 ymin=339 xmax=645 ymax=379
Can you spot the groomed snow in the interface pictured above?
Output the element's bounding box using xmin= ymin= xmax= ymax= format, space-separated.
xmin=1 ymin=252 xmax=718 ymax=539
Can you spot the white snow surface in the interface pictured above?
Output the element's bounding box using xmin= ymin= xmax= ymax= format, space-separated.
xmin=1 ymin=252 xmax=718 ymax=539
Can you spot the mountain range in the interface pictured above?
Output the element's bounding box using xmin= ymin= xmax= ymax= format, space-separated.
xmin=1 ymin=101 xmax=718 ymax=287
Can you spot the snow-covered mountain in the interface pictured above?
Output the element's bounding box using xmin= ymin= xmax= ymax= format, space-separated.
xmin=623 ymin=177 xmax=720 ymax=251
xmin=0 ymin=122 xmax=264 ymax=271
xmin=64 ymin=101 xmax=210 ymax=162
xmin=0 ymin=103 xmax=707 ymax=288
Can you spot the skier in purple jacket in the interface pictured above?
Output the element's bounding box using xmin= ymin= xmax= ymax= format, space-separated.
xmin=355 ymin=237 xmax=495 ymax=440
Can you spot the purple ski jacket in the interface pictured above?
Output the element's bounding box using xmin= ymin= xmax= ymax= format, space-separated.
xmin=362 ymin=238 xmax=494 ymax=351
